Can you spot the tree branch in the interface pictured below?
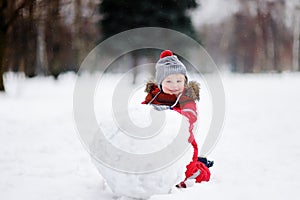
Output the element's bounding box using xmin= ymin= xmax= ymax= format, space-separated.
xmin=0 ymin=0 xmax=8 ymax=13
xmin=5 ymin=0 xmax=33 ymax=29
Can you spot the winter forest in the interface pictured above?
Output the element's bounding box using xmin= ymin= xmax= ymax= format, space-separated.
xmin=1 ymin=0 xmax=300 ymax=200
xmin=1 ymin=0 xmax=300 ymax=91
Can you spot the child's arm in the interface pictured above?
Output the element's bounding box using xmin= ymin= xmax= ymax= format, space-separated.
xmin=173 ymin=102 xmax=198 ymax=143
xmin=172 ymin=101 xmax=197 ymax=124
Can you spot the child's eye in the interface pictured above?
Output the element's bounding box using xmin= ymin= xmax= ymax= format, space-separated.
xmin=177 ymin=80 xmax=182 ymax=83
xmin=166 ymin=80 xmax=171 ymax=83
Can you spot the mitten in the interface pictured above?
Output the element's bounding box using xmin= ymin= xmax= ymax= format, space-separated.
xmin=198 ymin=157 xmax=214 ymax=168
xmin=151 ymin=104 xmax=171 ymax=111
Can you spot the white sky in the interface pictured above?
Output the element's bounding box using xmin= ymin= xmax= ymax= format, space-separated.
xmin=192 ymin=0 xmax=300 ymax=28
xmin=191 ymin=0 xmax=240 ymax=27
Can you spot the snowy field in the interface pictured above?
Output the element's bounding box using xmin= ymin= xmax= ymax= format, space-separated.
xmin=1 ymin=72 xmax=300 ymax=200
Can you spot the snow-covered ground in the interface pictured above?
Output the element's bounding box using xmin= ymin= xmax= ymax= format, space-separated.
xmin=1 ymin=72 xmax=300 ymax=200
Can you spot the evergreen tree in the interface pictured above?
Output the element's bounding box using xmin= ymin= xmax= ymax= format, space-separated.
xmin=98 ymin=0 xmax=199 ymax=83
xmin=99 ymin=0 xmax=199 ymax=40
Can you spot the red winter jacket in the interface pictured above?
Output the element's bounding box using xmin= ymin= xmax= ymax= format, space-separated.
xmin=142 ymin=81 xmax=210 ymax=185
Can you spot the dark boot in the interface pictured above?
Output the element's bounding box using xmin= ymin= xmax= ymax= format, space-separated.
xmin=198 ymin=157 xmax=214 ymax=168
xmin=175 ymin=181 xmax=187 ymax=188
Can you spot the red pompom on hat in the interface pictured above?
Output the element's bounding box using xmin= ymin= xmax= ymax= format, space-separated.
xmin=160 ymin=50 xmax=173 ymax=58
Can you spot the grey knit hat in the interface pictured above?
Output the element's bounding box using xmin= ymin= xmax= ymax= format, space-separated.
xmin=155 ymin=50 xmax=187 ymax=89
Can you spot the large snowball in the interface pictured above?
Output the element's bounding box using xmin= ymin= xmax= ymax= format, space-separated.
xmin=91 ymin=104 xmax=194 ymax=199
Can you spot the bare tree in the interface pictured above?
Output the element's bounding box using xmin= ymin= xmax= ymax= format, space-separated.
xmin=35 ymin=0 xmax=48 ymax=75
xmin=293 ymin=4 xmax=300 ymax=71
xmin=228 ymin=0 xmax=291 ymax=73
xmin=0 ymin=0 xmax=34 ymax=91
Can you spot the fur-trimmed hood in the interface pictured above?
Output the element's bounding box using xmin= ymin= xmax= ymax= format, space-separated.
xmin=145 ymin=80 xmax=200 ymax=101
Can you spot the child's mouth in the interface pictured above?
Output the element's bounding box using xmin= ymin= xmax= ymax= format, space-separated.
xmin=169 ymin=90 xmax=179 ymax=93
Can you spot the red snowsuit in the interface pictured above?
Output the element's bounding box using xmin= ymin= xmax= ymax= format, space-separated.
xmin=142 ymin=82 xmax=210 ymax=186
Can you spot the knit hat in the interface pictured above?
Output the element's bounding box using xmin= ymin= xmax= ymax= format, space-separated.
xmin=155 ymin=50 xmax=187 ymax=89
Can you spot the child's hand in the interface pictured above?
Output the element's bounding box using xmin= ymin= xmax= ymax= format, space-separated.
xmin=151 ymin=104 xmax=171 ymax=111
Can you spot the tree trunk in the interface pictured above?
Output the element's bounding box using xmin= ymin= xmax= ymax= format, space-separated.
xmin=36 ymin=3 xmax=48 ymax=75
xmin=293 ymin=9 xmax=300 ymax=71
xmin=0 ymin=22 xmax=7 ymax=91
xmin=132 ymin=53 xmax=138 ymax=85
xmin=0 ymin=0 xmax=7 ymax=91
xmin=0 ymin=0 xmax=34 ymax=91
xmin=230 ymin=15 xmax=239 ymax=72
xmin=73 ymin=0 xmax=82 ymax=71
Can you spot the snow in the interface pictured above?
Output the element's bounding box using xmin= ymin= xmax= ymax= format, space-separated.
xmin=1 ymin=72 xmax=300 ymax=200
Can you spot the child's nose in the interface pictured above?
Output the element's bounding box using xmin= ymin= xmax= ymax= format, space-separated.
xmin=172 ymin=83 xmax=179 ymax=89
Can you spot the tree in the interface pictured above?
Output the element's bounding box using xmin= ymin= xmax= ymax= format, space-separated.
xmin=99 ymin=0 xmax=198 ymax=39
xmin=293 ymin=4 xmax=300 ymax=71
xmin=35 ymin=0 xmax=48 ymax=75
xmin=229 ymin=0 xmax=291 ymax=73
xmin=98 ymin=0 xmax=199 ymax=83
xmin=0 ymin=0 xmax=34 ymax=92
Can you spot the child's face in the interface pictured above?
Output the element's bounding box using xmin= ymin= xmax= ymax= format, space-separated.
xmin=161 ymin=74 xmax=185 ymax=96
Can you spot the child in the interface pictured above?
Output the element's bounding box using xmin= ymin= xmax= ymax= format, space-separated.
xmin=142 ymin=50 xmax=213 ymax=188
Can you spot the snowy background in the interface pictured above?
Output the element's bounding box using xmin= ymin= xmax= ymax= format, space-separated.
xmin=1 ymin=72 xmax=300 ymax=200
